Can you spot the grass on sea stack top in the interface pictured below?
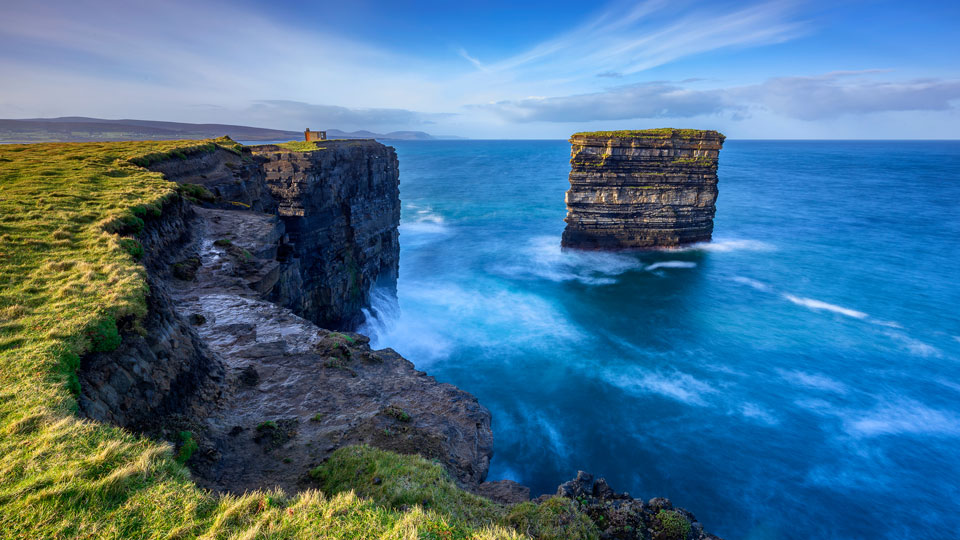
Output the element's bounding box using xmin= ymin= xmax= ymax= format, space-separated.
xmin=572 ymin=128 xmax=725 ymax=140
xmin=0 ymin=137 xmax=593 ymax=538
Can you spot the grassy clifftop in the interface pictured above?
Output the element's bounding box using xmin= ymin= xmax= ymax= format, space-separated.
xmin=0 ymin=138 xmax=594 ymax=539
xmin=571 ymin=128 xmax=724 ymax=140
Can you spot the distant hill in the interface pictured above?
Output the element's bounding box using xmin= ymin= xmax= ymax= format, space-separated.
xmin=0 ymin=117 xmax=458 ymax=143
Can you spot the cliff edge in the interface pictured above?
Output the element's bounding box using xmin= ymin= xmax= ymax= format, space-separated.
xmin=561 ymin=129 xmax=725 ymax=250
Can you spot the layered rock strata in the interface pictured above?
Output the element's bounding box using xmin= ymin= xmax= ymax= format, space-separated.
xmin=149 ymin=139 xmax=400 ymax=330
xmin=561 ymin=129 xmax=725 ymax=250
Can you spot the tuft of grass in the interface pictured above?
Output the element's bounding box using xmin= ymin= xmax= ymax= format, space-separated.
xmin=175 ymin=431 xmax=198 ymax=464
xmin=656 ymin=509 xmax=692 ymax=540
xmin=178 ymin=183 xmax=215 ymax=203
xmin=504 ymin=497 xmax=599 ymax=540
xmin=382 ymin=404 xmax=412 ymax=423
xmin=118 ymin=238 xmax=144 ymax=260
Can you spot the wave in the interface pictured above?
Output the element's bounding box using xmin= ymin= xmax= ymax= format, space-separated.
xmin=681 ymin=238 xmax=776 ymax=253
xmin=795 ymin=396 xmax=960 ymax=439
xmin=610 ymin=368 xmax=718 ymax=407
xmin=843 ymin=399 xmax=960 ymax=438
xmin=881 ymin=330 xmax=942 ymax=358
xmin=359 ymin=280 xmax=584 ymax=366
xmin=782 ymin=294 xmax=868 ymax=319
xmin=730 ymin=276 xmax=771 ymax=291
xmin=645 ymin=261 xmax=697 ymax=271
xmin=739 ymin=402 xmax=780 ymax=426
xmin=493 ymin=235 xmax=643 ymax=285
xmin=358 ymin=288 xmax=454 ymax=364
xmin=777 ymin=369 xmax=849 ymax=394
xmin=399 ymin=204 xmax=450 ymax=237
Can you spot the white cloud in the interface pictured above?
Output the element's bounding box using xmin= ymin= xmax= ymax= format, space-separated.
xmin=479 ymin=72 xmax=960 ymax=123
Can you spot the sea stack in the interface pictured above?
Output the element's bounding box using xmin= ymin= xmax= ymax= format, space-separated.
xmin=561 ymin=128 xmax=725 ymax=249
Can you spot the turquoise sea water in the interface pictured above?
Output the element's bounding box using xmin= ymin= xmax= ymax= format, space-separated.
xmin=359 ymin=140 xmax=960 ymax=540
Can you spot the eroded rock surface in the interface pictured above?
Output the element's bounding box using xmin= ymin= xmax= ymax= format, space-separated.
xmin=169 ymin=207 xmax=492 ymax=492
xmin=561 ymin=129 xmax=725 ymax=250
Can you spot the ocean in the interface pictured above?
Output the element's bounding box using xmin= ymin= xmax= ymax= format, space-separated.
xmin=358 ymin=140 xmax=960 ymax=540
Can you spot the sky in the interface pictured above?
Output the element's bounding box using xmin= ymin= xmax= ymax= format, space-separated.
xmin=1 ymin=0 xmax=958 ymax=139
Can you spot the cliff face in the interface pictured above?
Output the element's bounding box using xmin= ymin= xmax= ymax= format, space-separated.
xmin=149 ymin=140 xmax=400 ymax=330
xmin=561 ymin=129 xmax=725 ymax=250
xmin=253 ymin=142 xmax=400 ymax=329
xmin=80 ymin=140 xmax=493 ymax=493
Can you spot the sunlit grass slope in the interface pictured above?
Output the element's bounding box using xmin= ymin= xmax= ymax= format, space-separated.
xmin=0 ymin=139 xmax=595 ymax=539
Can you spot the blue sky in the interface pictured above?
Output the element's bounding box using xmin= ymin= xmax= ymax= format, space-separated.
xmin=1 ymin=0 xmax=958 ymax=138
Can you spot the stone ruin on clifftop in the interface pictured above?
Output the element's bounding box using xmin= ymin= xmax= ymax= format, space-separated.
xmin=561 ymin=128 xmax=725 ymax=250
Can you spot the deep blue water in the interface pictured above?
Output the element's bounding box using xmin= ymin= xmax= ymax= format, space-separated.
xmin=359 ymin=140 xmax=960 ymax=540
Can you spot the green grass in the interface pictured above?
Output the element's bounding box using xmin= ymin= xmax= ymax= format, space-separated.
xmin=655 ymin=509 xmax=692 ymax=540
xmin=571 ymin=128 xmax=724 ymax=140
xmin=671 ymin=156 xmax=715 ymax=167
xmin=0 ymin=138 xmax=596 ymax=538
xmin=274 ymin=140 xmax=326 ymax=152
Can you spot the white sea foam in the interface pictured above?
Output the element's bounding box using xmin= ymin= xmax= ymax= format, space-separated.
xmin=399 ymin=204 xmax=450 ymax=237
xmin=842 ymin=399 xmax=960 ymax=438
xmin=358 ymin=288 xmax=454 ymax=365
xmin=730 ymin=276 xmax=772 ymax=291
xmin=872 ymin=320 xmax=904 ymax=329
xmin=494 ymin=235 xmax=643 ymax=285
xmin=682 ymin=238 xmax=776 ymax=252
xmin=645 ymin=261 xmax=697 ymax=271
xmin=611 ymin=369 xmax=718 ymax=406
xmin=795 ymin=395 xmax=960 ymax=439
xmin=778 ymin=369 xmax=849 ymax=394
xmin=740 ymin=402 xmax=780 ymax=426
xmin=782 ymin=294 xmax=868 ymax=319
xmin=360 ymin=280 xmax=583 ymax=366
xmin=882 ymin=330 xmax=942 ymax=358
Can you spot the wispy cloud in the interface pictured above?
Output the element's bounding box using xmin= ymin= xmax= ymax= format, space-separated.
xmin=461 ymin=0 xmax=807 ymax=84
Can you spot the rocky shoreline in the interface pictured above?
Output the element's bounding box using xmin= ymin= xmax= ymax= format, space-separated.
xmin=78 ymin=139 xmax=721 ymax=538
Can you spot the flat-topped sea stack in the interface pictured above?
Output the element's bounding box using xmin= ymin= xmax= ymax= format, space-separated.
xmin=561 ymin=128 xmax=725 ymax=249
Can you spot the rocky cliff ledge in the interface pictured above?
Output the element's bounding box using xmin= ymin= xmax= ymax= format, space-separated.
xmin=561 ymin=129 xmax=725 ymax=250
xmin=80 ymin=140 xmax=492 ymax=494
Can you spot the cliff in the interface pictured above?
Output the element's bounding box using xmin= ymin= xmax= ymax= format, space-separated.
xmin=79 ymin=140 xmax=492 ymax=493
xmin=147 ymin=139 xmax=399 ymax=329
xmin=1 ymin=137 xmax=722 ymax=539
xmin=561 ymin=129 xmax=725 ymax=250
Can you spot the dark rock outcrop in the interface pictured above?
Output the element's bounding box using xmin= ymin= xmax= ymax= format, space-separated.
xmin=561 ymin=129 xmax=725 ymax=250
xmin=544 ymin=471 xmax=723 ymax=540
